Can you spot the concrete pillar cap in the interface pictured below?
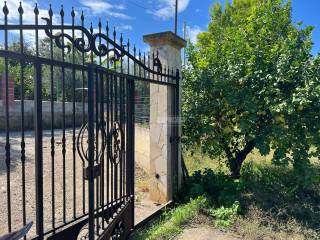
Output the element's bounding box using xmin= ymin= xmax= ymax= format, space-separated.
xmin=143 ymin=31 xmax=186 ymax=50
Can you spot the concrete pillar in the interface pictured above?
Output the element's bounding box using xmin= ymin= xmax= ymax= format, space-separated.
xmin=143 ymin=32 xmax=186 ymax=203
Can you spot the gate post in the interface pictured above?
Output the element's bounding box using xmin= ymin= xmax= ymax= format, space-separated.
xmin=143 ymin=32 xmax=186 ymax=203
xmin=34 ymin=62 xmax=44 ymax=239
xmin=87 ymin=64 xmax=95 ymax=240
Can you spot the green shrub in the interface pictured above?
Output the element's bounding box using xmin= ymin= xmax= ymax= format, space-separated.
xmin=179 ymin=168 xmax=240 ymax=207
xmin=209 ymin=201 xmax=240 ymax=227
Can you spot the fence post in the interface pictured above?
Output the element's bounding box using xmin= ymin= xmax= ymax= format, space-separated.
xmin=87 ymin=64 xmax=95 ymax=240
xmin=34 ymin=62 xmax=43 ymax=239
xmin=126 ymin=77 xmax=135 ymax=226
xmin=143 ymin=32 xmax=186 ymax=203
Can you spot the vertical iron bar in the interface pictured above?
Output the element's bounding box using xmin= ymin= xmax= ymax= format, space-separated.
xmin=110 ymin=71 xmax=114 ymax=214
xmin=125 ymin=40 xmax=130 ymax=198
xmin=87 ymin=64 xmax=95 ymax=240
xmin=34 ymin=62 xmax=44 ymax=240
xmin=60 ymin=6 xmax=67 ymax=223
xmin=18 ymin=4 xmax=27 ymax=238
xmin=34 ymin=7 xmax=43 ymax=237
xmin=95 ymin=67 xmax=99 ymax=234
xmin=106 ymin=22 xmax=111 ymax=221
xmin=106 ymin=70 xmax=110 ymax=221
xmin=3 ymin=1 xmax=11 ymax=233
xmin=113 ymin=28 xmax=118 ymax=208
xmin=81 ymin=11 xmax=86 ymax=214
xmin=98 ymin=20 xmax=105 ymax=231
xmin=126 ymin=78 xmax=135 ymax=225
xmin=71 ymin=7 xmax=77 ymax=219
xmin=48 ymin=5 xmax=56 ymax=232
xmin=99 ymin=70 xmax=105 ymax=229
xmin=120 ymin=34 xmax=124 ymax=202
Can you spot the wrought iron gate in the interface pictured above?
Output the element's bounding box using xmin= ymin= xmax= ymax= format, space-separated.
xmin=0 ymin=2 xmax=179 ymax=240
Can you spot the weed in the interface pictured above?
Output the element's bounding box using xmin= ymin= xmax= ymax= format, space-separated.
xmin=131 ymin=196 xmax=207 ymax=240
xmin=209 ymin=201 xmax=240 ymax=227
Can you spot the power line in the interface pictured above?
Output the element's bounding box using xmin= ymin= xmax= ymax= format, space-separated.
xmin=126 ymin=0 xmax=154 ymax=11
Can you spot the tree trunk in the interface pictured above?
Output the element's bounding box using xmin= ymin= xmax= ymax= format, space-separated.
xmin=228 ymin=140 xmax=255 ymax=179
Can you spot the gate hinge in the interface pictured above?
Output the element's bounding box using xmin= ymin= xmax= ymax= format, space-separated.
xmin=170 ymin=136 xmax=180 ymax=143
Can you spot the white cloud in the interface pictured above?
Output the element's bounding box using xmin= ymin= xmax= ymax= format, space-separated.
xmin=80 ymin=0 xmax=132 ymax=19
xmin=0 ymin=0 xmax=59 ymax=25
xmin=149 ymin=0 xmax=191 ymax=20
xmin=79 ymin=0 xmax=113 ymax=15
xmin=117 ymin=24 xmax=133 ymax=31
xmin=0 ymin=0 xmax=62 ymax=46
xmin=186 ymin=25 xmax=204 ymax=43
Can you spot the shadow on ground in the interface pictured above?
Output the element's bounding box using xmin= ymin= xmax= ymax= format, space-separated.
xmin=179 ymin=163 xmax=320 ymax=233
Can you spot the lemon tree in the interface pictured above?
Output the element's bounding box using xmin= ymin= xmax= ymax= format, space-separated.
xmin=183 ymin=0 xmax=320 ymax=178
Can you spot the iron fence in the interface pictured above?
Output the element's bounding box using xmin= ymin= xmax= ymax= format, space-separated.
xmin=0 ymin=2 xmax=179 ymax=240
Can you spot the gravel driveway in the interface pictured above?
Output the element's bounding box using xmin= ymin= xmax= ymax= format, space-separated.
xmin=0 ymin=129 xmax=159 ymax=239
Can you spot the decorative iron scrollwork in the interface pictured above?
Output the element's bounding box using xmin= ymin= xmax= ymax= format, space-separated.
xmin=76 ymin=122 xmax=107 ymax=164
xmin=77 ymin=226 xmax=89 ymax=240
xmin=110 ymin=122 xmax=123 ymax=165
xmin=42 ymin=17 xmax=93 ymax=54
xmin=110 ymin=221 xmax=124 ymax=240
xmin=42 ymin=18 xmax=127 ymax=63
xmin=153 ymin=57 xmax=162 ymax=73
xmin=92 ymin=33 xmax=126 ymax=61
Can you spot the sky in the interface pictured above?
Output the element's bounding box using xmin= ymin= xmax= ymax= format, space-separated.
xmin=1 ymin=0 xmax=320 ymax=55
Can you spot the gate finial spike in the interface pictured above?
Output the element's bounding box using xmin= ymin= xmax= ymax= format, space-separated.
xmin=106 ymin=21 xmax=109 ymax=35
xmin=48 ymin=4 xmax=53 ymax=17
xmin=71 ymin=7 xmax=75 ymax=18
xmin=18 ymin=2 xmax=24 ymax=15
xmin=3 ymin=1 xmax=9 ymax=15
xmin=98 ymin=18 xmax=102 ymax=29
xmin=90 ymin=22 xmax=93 ymax=34
xmin=81 ymin=10 xmax=84 ymax=22
xmin=113 ymin=27 xmax=116 ymax=39
xmin=120 ymin=33 xmax=123 ymax=45
xmin=60 ymin=5 xmax=64 ymax=17
xmin=127 ymin=38 xmax=130 ymax=49
xmin=34 ymin=3 xmax=39 ymax=15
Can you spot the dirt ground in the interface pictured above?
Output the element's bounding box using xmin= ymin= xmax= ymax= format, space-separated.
xmin=0 ymin=129 xmax=161 ymax=239
xmin=177 ymin=225 xmax=241 ymax=240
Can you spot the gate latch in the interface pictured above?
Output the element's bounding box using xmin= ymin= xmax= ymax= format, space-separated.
xmin=84 ymin=164 xmax=101 ymax=180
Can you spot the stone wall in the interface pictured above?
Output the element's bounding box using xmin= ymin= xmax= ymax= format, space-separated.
xmin=0 ymin=100 xmax=87 ymax=130
xmin=0 ymin=99 xmax=150 ymax=173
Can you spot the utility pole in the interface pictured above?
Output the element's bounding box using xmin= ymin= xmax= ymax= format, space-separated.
xmin=183 ymin=21 xmax=186 ymax=65
xmin=174 ymin=0 xmax=178 ymax=34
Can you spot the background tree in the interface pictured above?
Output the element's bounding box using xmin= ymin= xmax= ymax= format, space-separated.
xmin=183 ymin=0 xmax=320 ymax=178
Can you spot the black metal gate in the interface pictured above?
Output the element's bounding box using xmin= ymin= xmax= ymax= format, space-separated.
xmin=0 ymin=2 xmax=179 ymax=240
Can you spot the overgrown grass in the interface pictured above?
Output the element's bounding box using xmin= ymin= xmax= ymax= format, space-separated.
xmin=131 ymin=149 xmax=320 ymax=239
xmin=181 ymin=149 xmax=320 ymax=239
xmin=131 ymin=197 xmax=207 ymax=240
